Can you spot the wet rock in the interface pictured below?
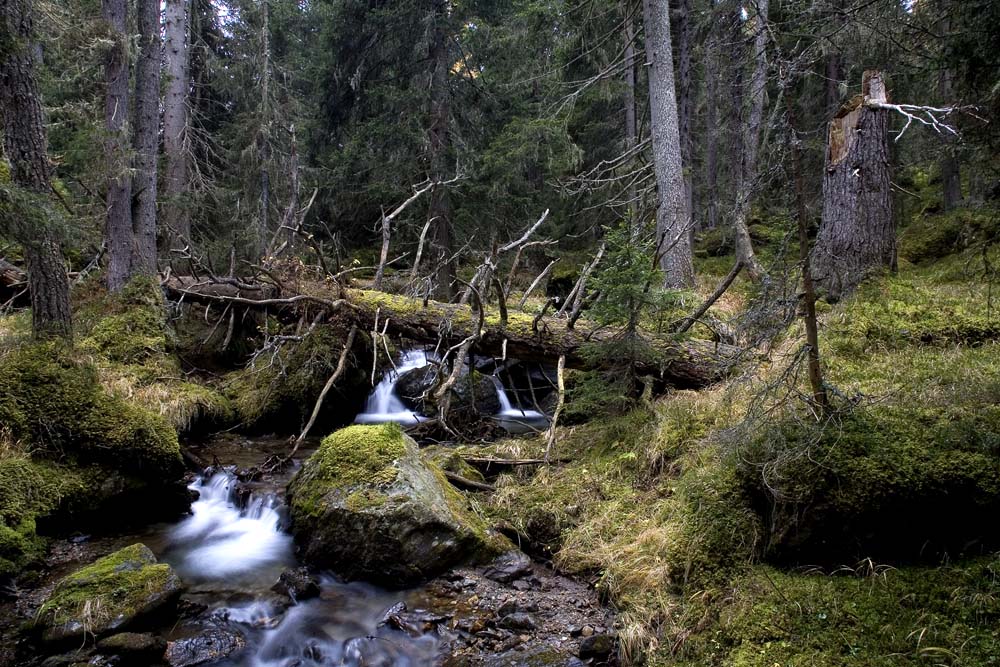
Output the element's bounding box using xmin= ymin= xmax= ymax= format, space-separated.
xmin=397 ymin=366 xmax=502 ymax=417
xmin=578 ymin=634 xmax=616 ymax=660
xmin=479 ymin=645 xmax=583 ymax=666
xmin=165 ymin=627 xmax=246 ymax=667
xmin=270 ymin=567 xmax=320 ymax=602
xmin=378 ymin=601 xmax=408 ymax=626
xmin=36 ymin=544 xmax=183 ymax=643
xmin=497 ymin=612 xmax=538 ymax=631
xmin=97 ymin=632 xmax=167 ymax=658
xmin=483 ymin=550 xmax=532 ymax=584
xmin=287 ymin=424 xmax=509 ymax=586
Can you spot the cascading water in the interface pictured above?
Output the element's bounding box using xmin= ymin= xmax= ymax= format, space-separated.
xmin=162 ymin=469 xmax=439 ymax=666
xmin=169 ymin=472 xmax=294 ymax=583
xmin=354 ymin=348 xmax=551 ymax=432
xmin=354 ymin=349 xmax=431 ymax=425
xmin=490 ymin=376 xmax=549 ymax=434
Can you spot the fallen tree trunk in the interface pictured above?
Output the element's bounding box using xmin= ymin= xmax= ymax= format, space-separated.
xmin=163 ymin=275 xmax=739 ymax=388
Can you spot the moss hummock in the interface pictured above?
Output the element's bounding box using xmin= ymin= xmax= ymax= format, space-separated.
xmin=35 ymin=543 xmax=183 ymax=643
xmin=288 ymin=424 xmax=509 ymax=586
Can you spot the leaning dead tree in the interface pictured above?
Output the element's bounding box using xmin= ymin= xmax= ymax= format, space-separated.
xmin=811 ymin=71 xmax=894 ymax=301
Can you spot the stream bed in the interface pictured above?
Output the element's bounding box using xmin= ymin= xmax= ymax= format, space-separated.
xmin=4 ymin=433 xmax=615 ymax=667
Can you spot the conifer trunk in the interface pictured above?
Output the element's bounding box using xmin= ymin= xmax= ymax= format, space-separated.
xmin=163 ymin=0 xmax=192 ymax=251
xmin=812 ymin=71 xmax=895 ymax=300
xmin=131 ymin=0 xmax=161 ymax=276
xmin=0 ymin=0 xmax=72 ymax=338
xmin=103 ymin=0 xmax=133 ymax=292
xmin=673 ymin=0 xmax=694 ymax=227
xmin=703 ymin=9 xmax=719 ymax=230
xmin=426 ymin=0 xmax=456 ymax=300
xmin=731 ymin=0 xmax=767 ymax=280
xmin=642 ymin=0 xmax=694 ymax=288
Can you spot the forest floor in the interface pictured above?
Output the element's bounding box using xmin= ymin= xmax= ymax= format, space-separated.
xmin=461 ymin=205 xmax=1000 ymax=666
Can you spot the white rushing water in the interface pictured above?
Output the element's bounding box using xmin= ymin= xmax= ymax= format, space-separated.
xmin=354 ymin=349 xmax=431 ymax=425
xmin=355 ymin=348 xmax=551 ymax=433
xmin=168 ymin=472 xmax=294 ymax=582
xmin=161 ymin=469 xmax=438 ymax=667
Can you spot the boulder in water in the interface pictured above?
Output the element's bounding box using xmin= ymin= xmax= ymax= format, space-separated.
xmin=396 ymin=365 xmax=502 ymax=417
xmin=165 ymin=627 xmax=246 ymax=667
xmin=36 ymin=544 xmax=183 ymax=643
xmin=287 ymin=424 xmax=510 ymax=586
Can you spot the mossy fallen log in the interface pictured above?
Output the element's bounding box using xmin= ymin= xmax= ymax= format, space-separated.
xmin=163 ymin=276 xmax=740 ymax=388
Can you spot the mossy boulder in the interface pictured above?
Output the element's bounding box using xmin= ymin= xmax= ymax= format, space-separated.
xmin=287 ymin=424 xmax=509 ymax=586
xmin=36 ymin=544 xmax=183 ymax=643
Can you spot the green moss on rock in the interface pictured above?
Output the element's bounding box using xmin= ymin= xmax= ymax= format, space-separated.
xmin=36 ymin=543 xmax=183 ymax=643
xmin=288 ymin=424 xmax=509 ymax=586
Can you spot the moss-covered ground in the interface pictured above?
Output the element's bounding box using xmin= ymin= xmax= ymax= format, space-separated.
xmin=477 ymin=204 xmax=1000 ymax=665
xmin=0 ymin=278 xmax=231 ymax=579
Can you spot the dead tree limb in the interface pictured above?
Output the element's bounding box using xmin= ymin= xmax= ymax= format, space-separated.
xmin=288 ymin=325 xmax=358 ymax=459
xmin=673 ymin=260 xmax=743 ymax=334
xmin=544 ymin=354 xmax=566 ymax=463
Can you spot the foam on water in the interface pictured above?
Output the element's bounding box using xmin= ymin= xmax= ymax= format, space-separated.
xmin=168 ymin=472 xmax=294 ymax=582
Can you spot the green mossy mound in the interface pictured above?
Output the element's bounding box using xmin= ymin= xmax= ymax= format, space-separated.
xmin=664 ymin=557 xmax=1000 ymax=667
xmin=226 ymin=323 xmax=369 ymax=431
xmin=35 ymin=544 xmax=183 ymax=643
xmin=287 ymin=424 xmax=509 ymax=586
xmin=741 ymin=406 xmax=1000 ymax=564
xmin=0 ymin=340 xmax=188 ymax=578
xmin=74 ymin=278 xmax=234 ymax=433
xmin=0 ymin=342 xmax=181 ymax=473
xmin=898 ymin=206 xmax=1000 ymax=265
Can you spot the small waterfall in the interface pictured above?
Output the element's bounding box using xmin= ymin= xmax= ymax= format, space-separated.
xmin=490 ymin=375 xmax=549 ymax=433
xmin=168 ymin=471 xmax=293 ymax=582
xmin=354 ymin=349 xmax=431 ymax=425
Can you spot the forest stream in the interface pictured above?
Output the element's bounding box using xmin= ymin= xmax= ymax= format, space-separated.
xmin=3 ymin=356 xmax=613 ymax=667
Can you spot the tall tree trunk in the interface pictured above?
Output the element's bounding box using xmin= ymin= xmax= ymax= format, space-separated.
xmin=131 ymin=0 xmax=160 ymax=276
xmin=0 ymin=0 xmax=72 ymax=338
xmin=824 ymin=0 xmax=844 ymax=117
xmin=642 ymin=0 xmax=694 ymax=288
xmin=731 ymin=0 xmax=767 ymax=280
xmin=938 ymin=66 xmax=961 ymax=211
xmin=426 ymin=0 xmax=456 ymax=300
xmin=102 ymin=0 xmax=133 ymax=292
xmin=673 ymin=0 xmax=693 ymax=228
xmin=623 ymin=8 xmax=638 ymax=217
xmin=812 ymin=71 xmax=895 ymax=301
xmin=703 ymin=7 xmax=720 ymax=230
xmin=257 ymin=0 xmax=271 ymax=257
xmin=163 ymin=0 xmax=192 ymax=252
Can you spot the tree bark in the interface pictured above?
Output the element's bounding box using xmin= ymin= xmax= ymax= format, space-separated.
xmin=703 ymin=8 xmax=720 ymax=230
xmin=0 ymin=0 xmax=72 ymax=338
xmin=163 ymin=0 xmax=192 ymax=251
xmin=426 ymin=0 xmax=456 ymax=300
xmin=812 ymin=71 xmax=895 ymax=301
xmin=623 ymin=7 xmax=638 ymax=215
xmin=731 ymin=0 xmax=767 ymax=280
xmin=642 ymin=0 xmax=693 ymax=288
xmin=102 ymin=0 xmax=133 ymax=292
xmin=672 ymin=0 xmax=693 ymax=228
xmin=938 ymin=66 xmax=962 ymax=211
xmin=131 ymin=0 xmax=161 ymax=276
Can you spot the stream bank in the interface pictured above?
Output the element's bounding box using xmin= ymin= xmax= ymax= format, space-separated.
xmin=2 ymin=430 xmax=616 ymax=667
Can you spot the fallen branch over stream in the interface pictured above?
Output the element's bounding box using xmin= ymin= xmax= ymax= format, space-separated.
xmin=163 ymin=275 xmax=740 ymax=388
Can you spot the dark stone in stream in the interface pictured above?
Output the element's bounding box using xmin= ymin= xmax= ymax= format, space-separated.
xmin=578 ymin=634 xmax=616 ymax=660
xmin=483 ymin=550 xmax=533 ymax=584
xmin=165 ymin=627 xmax=246 ymax=667
xmin=97 ymin=632 xmax=167 ymax=658
xmin=271 ymin=567 xmax=320 ymax=602
xmin=497 ymin=612 xmax=538 ymax=631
